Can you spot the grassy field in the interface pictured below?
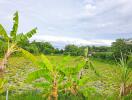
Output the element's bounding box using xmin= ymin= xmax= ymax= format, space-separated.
xmin=0 ymin=55 xmax=132 ymax=100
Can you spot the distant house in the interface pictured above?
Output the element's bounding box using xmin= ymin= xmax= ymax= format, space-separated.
xmin=88 ymin=53 xmax=92 ymax=57
xmin=125 ymin=38 xmax=132 ymax=45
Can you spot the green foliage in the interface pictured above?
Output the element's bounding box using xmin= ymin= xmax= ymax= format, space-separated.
xmin=80 ymin=87 xmax=101 ymax=99
xmin=26 ymin=43 xmax=39 ymax=54
xmin=64 ymin=44 xmax=79 ymax=56
xmin=0 ymin=12 xmax=37 ymax=98
xmin=21 ymin=48 xmax=100 ymax=99
xmin=83 ymin=47 xmax=100 ymax=76
xmin=0 ymin=78 xmax=6 ymax=93
xmin=0 ymin=11 xmax=37 ymax=46
xmin=116 ymin=53 xmax=132 ymax=97
xmin=84 ymin=47 xmax=89 ymax=58
xmin=0 ymin=24 xmax=9 ymax=41
xmin=112 ymin=39 xmax=132 ymax=59
xmin=92 ymin=52 xmax=114 ymax=61
xmin=25 ymin=28 xmax=37 ymax=38
xmin=91 ymin=46 xmax=111 ymax=52
xmin=118 ymin=53 xmax=132 ymax=83
xmin=26 ymin=69 xmax=52 ymax=83
xmin=0 ymin=11 xmax=37 ymax=66
xmin=23 ymin=41 xmax=54 ymax=55
xmin=0 ymin=91 xmax=44 ymax=100
xmin=58 ymin=92 xmax=85 ymax=100
xmin=10 ymin=11 xmax=19 ymax=40
xmin=0 ymin=38 xmax=8 ymax=57
xmin=1 ymin=11 xmax=132 ymax=100
xmin=20 ymin=48 xmax=39 ymax=66
xmin=40 ymin=54 xmax=53 ymax=71
xmin=123 ymin=93 xmax=132 ymax=100
xmin=64 ymin=45 xmax=87 ymax=56
xmin=15 ymin=28 xmax=37 ymax=43
xmin=1 ymin=55 xmax=131 ymax=99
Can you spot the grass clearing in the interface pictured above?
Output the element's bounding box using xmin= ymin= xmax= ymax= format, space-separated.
xmin=0 ymin=55 xmax=132 ymax=99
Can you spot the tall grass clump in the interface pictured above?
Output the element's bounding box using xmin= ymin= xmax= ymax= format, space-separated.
xmin=117 ymin=53 xmax=132 ymax=97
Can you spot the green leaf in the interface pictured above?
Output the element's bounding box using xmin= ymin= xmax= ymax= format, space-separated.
xmin=24 ymin=27 xmax=37 ymax=39
xmin=63 ymin=81 xmax=72 ymax=89
xmin=15 ymin=33 xmax=26 ymax=43
xmin=127 ymin=54 xmax=132 ymax=68
xmin=26 ymin=68 xmax=52 ymax=83
xmin=0 ymin=39 xmax=4 ymax=46
xmin=15 ymin=28 xmax=37 ymax=43
xmin=78 ymin=77 xmax=90 ymax=86
xmin=40 ymin=54 xmax=53 ymax=71
xmin=20 ymin=48 xmax=39 ymax=66
xmin=89 ymin=61 xmax=100 ymax=76
xmin=0 ymin=24 xmax=9 ymax=40
xmin=0 ymin=78 xmax=7 ymax=92
xmin=10 ymin=11 xmax=19 ymax=39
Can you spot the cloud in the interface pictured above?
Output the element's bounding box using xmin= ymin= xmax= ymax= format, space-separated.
xmin=30 ymin=35 xmax=114 ymax=47
xmin=83 ymin=3 xmax=96 ymax=16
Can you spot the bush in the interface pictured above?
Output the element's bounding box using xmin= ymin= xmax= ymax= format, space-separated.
xmin=92 ymin=52 xmax=114 ymax=61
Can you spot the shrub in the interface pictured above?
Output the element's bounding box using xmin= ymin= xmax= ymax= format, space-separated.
xmin=92 ymin=52 xmax=114 ymax=61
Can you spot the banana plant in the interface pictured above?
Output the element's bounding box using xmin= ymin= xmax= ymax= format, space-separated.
xmin=58 ymin=47 xmax=99 ymax=96
xmin=21 ymin=47 xmax=99 ymax=99
xmin=22 ymin=49 xmax=61 ymax=100
xmin=118 ymin=53 xmax=132 ymax=97
xmin=0 ymin=11 xmax=37 ymax=72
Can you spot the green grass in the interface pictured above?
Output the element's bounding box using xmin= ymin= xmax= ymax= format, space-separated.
xmin=0 ymin=55 xmax=132 ymax=100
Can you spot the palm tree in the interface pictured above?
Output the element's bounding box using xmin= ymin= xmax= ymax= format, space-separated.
xmin=0 ymin=11 xmax=37 ymax=73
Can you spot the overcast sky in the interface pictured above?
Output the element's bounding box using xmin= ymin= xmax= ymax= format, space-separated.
xmin=0 ymin=0 xmax=132 ymax=48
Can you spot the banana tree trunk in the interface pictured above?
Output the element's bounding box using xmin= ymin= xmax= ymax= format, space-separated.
xmin=0 ymin=49 xmax=12 ymax=73
xmin=0 ymin=43 xmax=17 ymax=73
xmin=71 ymin=82 xmax=78 ymax=95
xmin=119 ymin=83 xmax=126 ymax=97
xmin=50 ymin=75 xmax=58 ymax=100
xmin=123 ymin=83 xmax=132 ymax=96
xmin=120 ymin=83 xmax=132 ymax=96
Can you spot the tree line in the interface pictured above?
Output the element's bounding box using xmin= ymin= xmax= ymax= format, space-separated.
xmin=1 ymin=37 xmax=132 ymax=61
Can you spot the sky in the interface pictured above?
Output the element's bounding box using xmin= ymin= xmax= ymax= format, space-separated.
xmin=0 ymin=0 xmax=132 ymax=48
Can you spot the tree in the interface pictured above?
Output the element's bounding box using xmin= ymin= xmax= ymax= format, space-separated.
xmin=0 ymin=11 xmax=37 ymax=72
xmin=112 ymin=39 xmax=132 ymax=59
xmin=30 ymin=41 xmax=54 ymax=54
xmin=27 ymin=43 xmax=39 ymax=54
xmin=77 ymin=46 xmax=86 ymax=56
xmin=64 ymin=45 xmax=79 ymax=56
xmin=54 ymin=48 xmax=60 ymax=54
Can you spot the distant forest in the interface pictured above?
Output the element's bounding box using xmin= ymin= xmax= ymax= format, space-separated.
xmin=0 ymin=38 xmax=132 ymax=61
